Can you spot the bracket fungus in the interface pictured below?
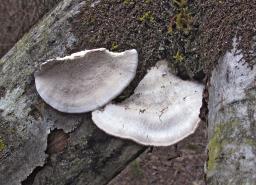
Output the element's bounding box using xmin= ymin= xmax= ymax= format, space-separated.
xmin=92 ymin=60 xmax=203 ymax=146
xmin=35 ymin=48 xmax=138 ymax=113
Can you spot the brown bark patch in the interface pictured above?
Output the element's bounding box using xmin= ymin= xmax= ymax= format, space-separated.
xmin=46 ymin=129 xmax=69 ymax=154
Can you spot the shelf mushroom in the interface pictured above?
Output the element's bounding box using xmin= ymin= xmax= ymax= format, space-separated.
xmin=92 ymin=60 xmax=203 ymax=146
xmin=34 ymin=48 xmax=138 ymax=113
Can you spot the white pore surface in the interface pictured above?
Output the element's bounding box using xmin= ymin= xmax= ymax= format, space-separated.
xmin=35 ymin=48 xmax=138 ymax=113
xmin=92 ymin=60 xmax=203 ymax=146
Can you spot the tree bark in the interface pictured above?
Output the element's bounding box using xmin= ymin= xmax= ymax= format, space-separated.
xmin=5 ymin=0 xmax=256 ymax=185
xmin=0 ymin=0 xmax=61 ymax=58
xmin=207 ymin=39 xmax=256 ymax=184
xmin=0 ymin=0 xmax=145 ymax=185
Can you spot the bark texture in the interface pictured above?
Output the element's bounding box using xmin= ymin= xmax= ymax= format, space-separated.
xmin=207 ymin=39 xmax=256 ymax=184
xmin=0 ymin=0 xmax=144 ymax=185
xmin=0 ymin=0 xmax=61 ymax=58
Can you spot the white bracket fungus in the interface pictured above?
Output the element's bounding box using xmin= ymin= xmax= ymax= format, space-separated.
xmin=92 ymin=60 xmax=203 ymax=146
xmin=35 ymin=48 xmax=138 ymax=113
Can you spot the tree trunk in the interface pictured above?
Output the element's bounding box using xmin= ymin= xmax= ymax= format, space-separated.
xmin=0 ymin=0 xmax=61 ymax=58
xmin=4 ymin=0 xmax=256 ymax=184
xmin=207 ymin=39 xmax=256 ymax=184
xmin=0 ymin=0 xmax=145 ymax=185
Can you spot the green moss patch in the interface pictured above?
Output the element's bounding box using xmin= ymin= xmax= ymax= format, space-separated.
xmin=207 ymin=120 xmax=240 ymax=171
xmin=130 ymin=160 xmax=144 ymax=178
xmin=0 ymin=137 xmax=6 ymax=152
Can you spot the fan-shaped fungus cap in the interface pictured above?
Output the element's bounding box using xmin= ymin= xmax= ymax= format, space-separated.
xmin=35 ymin=48 xmax=138 ymax=113
xmin=92 ymin=60 xmax=203 ymax=146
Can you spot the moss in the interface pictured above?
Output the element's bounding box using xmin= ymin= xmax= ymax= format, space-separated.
xmin=172 ymin=0 xmax=187 ymax=8
xmin=0 ymin=137 xmax=6 ymax=152
xmin=144 ymin=0 xmax=152 ymax=3
xmin=123 ymin=0 xmax=135 ymax=5
xmin=72 ymin=0 xmax=205 ymax=83
xmin=173 ymin=51 xmax=185 ymax=63
xmin=207 ymin=120 xmax=240 ymax=171
xmin=169 ymin=0 xmax=192 ymax=35
xmin=111 ymin=42 xmax=119 ymax=51
xmin=164 ymin=0 xmax=205 ymax=78
xmin=139 ymin=11 xmax=154 ymax=23
xmin=167 ymin=24 xmax=173 ymax=34
xmin=130 ymin=160 xmax=143 ymax=178
xmin=175 ymin=8 xmax=193 ymax=34
xmin=187 ymin=143 xmax=200 ymax=151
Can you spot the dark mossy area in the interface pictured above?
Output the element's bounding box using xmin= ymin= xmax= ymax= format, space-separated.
xmin=198 ymin=0 xmax=256 ymax=73
xmin=71 ymin=0 xmax=204 ymax=90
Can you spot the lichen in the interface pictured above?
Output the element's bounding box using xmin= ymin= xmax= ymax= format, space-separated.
xmin=0 ymin=137 xmax=6 ymax=152
xmin=244 ymin=138 xmax=256 ymax=148
xmin=0 ymin=1 xmax=83 ymax=184
xmin=207 ymin=120 xmax=240 ymax=171
xmin=0 ymin=87 xmax=32 ymax=119
xmin=207 ymin=126 xmax=222 ymax=171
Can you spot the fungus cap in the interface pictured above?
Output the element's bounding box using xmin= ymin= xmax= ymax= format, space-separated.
xmin=35 ymin=48 xmax=138 ymax=113
xmin=92 ymin=60 xmax=203 ymax=146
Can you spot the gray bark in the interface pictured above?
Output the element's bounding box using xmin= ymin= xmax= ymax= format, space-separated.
xmin=207 ymin=39 xmax=256 ymax=184
xmin=0 ymin=0 xmax=144 ymax=185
